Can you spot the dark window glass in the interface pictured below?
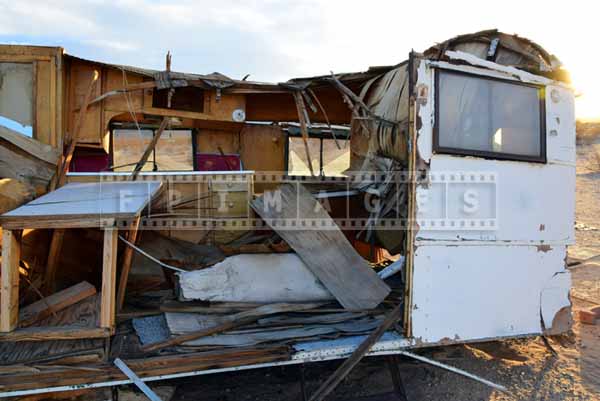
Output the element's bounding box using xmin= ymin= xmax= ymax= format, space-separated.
xmin=436 ymin=70 xmax=544 ymax=161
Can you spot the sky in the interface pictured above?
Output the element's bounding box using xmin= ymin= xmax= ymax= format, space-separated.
xmin=0 ymin=0 xmax=598 ymax=119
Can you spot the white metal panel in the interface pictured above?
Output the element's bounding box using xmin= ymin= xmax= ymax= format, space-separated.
xmin=415 ymin=155 xmax=575 ymax=243
xmin=411 ymin=245 xmax=570 ymax=343
xmin=546 ymin=84 xmax=576 ymax=165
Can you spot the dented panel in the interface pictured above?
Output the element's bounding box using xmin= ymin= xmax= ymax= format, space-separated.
xmin=411 ymin=245 xmax=570 ymax=343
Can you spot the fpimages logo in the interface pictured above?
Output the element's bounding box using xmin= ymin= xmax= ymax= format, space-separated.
xmin=416 ymin=172 xmax=497 ymax=231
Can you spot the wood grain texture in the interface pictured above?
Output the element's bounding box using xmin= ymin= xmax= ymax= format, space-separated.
xmin=0 ymin=229 xmax=21 ymax=332
xmin=251 ymin=184 xmax=390 ymax=310
xmin=19 ymin=281 xmax=96 ymax=328
xmin=0 ymin=326 xmax=111 ymax=342
xmin=0 ymin=295 xmax=105 ymax=365
xmin=43 ymin=228 xmax=64 ymax=294
xmin=100 ymin=228 xmax=118 ymax=328
xmin=116 ymin=216 xmax=140 ymax=311
xmin=0 ymin=126 xmax=59 ymax=165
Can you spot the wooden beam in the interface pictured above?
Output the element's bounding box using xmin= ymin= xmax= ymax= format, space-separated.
xmin=130 ymin=117 xmax=169 ymax=180
xmin=308 ymin=303 xmax=403 ymax=401
xmin=0 ymin=326 xmax=111 ymax=342
xmin=43 ymin=228 xmax=64 ymax=295
xmin=116 ymin=216 xmax=141 ymax=311
xmin=100 ymin=228 xmax=118 ymax=329
xmin=0 ymin=230 xmax=21 ymax=332
xmin=0 ymin=126 xmax=60 ymax=165
xmin=19 ymin=281 xmax=97 ymax=328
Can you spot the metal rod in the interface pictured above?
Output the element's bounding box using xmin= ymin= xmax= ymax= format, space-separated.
xmin=398 ymin=351 xmax=508 ymax=393
xmin=118 ymin=235 xmax=187 ymax=273
xmin=114 ymin=358 xmax=163 ymax=401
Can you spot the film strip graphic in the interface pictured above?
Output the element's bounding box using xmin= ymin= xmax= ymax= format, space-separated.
xmin=90 ymin=170 xmax=497 ymax=231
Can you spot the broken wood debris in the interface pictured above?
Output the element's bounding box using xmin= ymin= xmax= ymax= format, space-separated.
xmin=309 ymin=303 xmax=403 ymax=401
xmin=19 ymin=281 xmax=96 ymax=328
xmin=141 ymin=302 xmax=322 ymax=352
xmin=251 ymin=183 xmax=390 ymax=310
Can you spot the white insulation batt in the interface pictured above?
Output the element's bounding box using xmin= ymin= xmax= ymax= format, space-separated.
xmin=177 ymin=253 xmax=335 ymax=303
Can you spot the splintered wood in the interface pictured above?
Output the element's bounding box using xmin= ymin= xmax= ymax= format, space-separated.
xmin=251 ymin=183 xmax=390 ymax=309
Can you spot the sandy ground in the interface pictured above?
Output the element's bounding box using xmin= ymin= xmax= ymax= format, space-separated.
xmin=88 ymin=139 xmax=600 ymax=401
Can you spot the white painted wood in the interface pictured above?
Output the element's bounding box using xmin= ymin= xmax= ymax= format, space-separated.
xmin=411 ymin=245 xmax=569 ymax=343
xmin=178 ymin=253 xmax=334 ymax=303
xmin=2 ymin=181 xmax=162 ymax=218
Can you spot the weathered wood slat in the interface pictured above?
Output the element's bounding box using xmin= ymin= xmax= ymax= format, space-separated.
xmin=19 ymin=281 xmax=96 ymax=328
xmin=0 ymin=326 xmax=111 ymax=342
xmin=308 ymin=303 xmax=403 ymax=401
xmin=251 ymin=184 xmax=390 ymax=309
xmin=0 ymin=347 xmax=289 ymax=392
xmin=100 ymin=229 xmax=118 ymax=329
xmin=0 ymin=230 xmax=21 ymax=332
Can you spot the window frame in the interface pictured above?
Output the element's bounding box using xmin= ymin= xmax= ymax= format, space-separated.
xmin=433 ymin=68 xmax=547 ymax=164
xmin=109 ymin=123 xmax=198 ymax=172
xmin=284 ymin=126 xmax=350 ymax=176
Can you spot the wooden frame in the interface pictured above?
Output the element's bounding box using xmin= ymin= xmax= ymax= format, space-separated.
xmin=0 ymin=225 xmax=117 ymax=339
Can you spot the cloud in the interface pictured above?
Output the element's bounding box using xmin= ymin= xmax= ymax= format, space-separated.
xmin=0 ymin=0 xmax=597 ymax=110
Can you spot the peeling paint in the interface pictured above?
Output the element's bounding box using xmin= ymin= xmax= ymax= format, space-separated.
xmin=537 ymin=244 xmax=553 ymax=253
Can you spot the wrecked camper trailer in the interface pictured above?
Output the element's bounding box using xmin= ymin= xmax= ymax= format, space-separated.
xmin=0 ymin=29 xmax=574 ymax=397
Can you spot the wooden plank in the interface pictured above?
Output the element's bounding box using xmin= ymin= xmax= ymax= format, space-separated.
xmin=19 ymin=281 xmax=96 ymax=327
xmin=141 ymin=302 xmax=321 ymax=352
xmin=0 ymin=326 xmax=111 ymax=342
xmin=1 ymin=218 xmax=115 ymax=230
xmin=0 ymin=229 xmax=21 ymax=332
xmin=43 ymin=228 xmax=64 ymax=294
xmin=0 ymin=347 xmax=289 ymax=392
xmin=251 ymin=184 xmax=390 ymax=310
xmin=308 ymin=304 xmax=403 ymax=401
xmin=100 ymin=228 xmax=118 ymax=328
xmin=35 ymin=60 xmax=52 ymax=147
xmin=0 ymin=126 xmax=60 ymax=165
xmin=0 ymin=55 xmax=52 ymax=62
xmin=0 ymin=138 xmax=56 ymax=192
xmin=49 ymin=55 xmax=57 ymax=148
xmin=116 ymin=216 xmax=141 ymax=311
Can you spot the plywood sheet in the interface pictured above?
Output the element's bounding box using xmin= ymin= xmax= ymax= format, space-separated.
xmin=1 ymin=181 xmax=162 ymax=224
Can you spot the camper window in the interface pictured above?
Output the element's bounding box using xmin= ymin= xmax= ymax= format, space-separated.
xmin=285 ymin=125 xmax=351 ymax=176
xmin=112 ymin=129 xmax=194 ymax=171
xmin=434 ymin=69 xmax=545 ymax=162
xmin=0 ymin=62 xmax=34 ymax=137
